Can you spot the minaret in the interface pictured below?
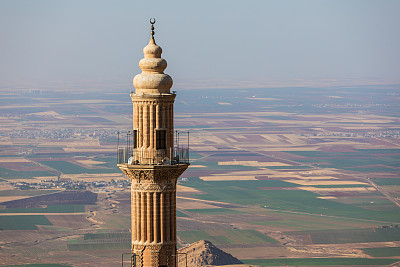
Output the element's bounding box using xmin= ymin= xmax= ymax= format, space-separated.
xmin=118 ymin=19 xmax=189 ymax=267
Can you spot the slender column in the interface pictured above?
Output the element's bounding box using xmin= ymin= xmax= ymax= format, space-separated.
xmin=150 ymin=103 xmax=154 ymax=149
xmin=141 ymin=192 xmax=146 ymax=242
xmin=165 ymin=105 xmax=170 ymax=150
xmin=131 ymin=187 xmax=136 ymax=242
xmin=143 ymin=105 xmax=148 ymax=148
xmin=138 ymin=105 xmax=143 ymax=148
xmin=147 ymin=191 xmax=152 ymax=243
xmin=162 ymin=105 xmax=166 ymax=129
xmin=146 ymin=104 xmax=150 ymax=148
xmin=160 ymin=192 xmax=164 ymax=243
xmin=133 ymin=104 xmax=138 ymax=130
xmin=170 ymin=103 xmax=174 ymax=149
xmin=153 ymin=192 xmax=158 ymax=243
xmin=165 ymin=191 xmax=170 ymax=241
xmin=136 ymin=191 xmax=141 ymax=242
xmin=171 ymin=191 xmax=176 ymax=242
xmin=156 ymin=104 xmax=160 ymax=129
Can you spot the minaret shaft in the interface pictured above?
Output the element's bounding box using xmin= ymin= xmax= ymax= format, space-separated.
xmin=118 ymin=20 xmax=188 ymax=267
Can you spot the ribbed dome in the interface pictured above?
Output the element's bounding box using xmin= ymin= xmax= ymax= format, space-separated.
xmin=133 ymin=36 xmax=172 ymax=94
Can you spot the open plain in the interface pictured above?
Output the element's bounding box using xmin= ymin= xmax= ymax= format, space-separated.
xmin=0 ymin=85 xmax=399 ymax=266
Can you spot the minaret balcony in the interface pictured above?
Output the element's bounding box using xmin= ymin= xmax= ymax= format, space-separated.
xmin=117 ymin=147 xmax=189 ymax=166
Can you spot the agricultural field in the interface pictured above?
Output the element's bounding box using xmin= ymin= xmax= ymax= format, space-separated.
xmin=0 ymin=86 xmax=400 ymax=266
xmin=362 ymin=247 xmax=400 ymax=258
xmin=241 ymin=258 xmax=399 ymax=266
xmin=288 ymin=227 xmax=400 ymax=244
xmin=178 ymin=229 xmax=279 ymax=245
xmin=0 ymin=215 xmax=52 ymax=230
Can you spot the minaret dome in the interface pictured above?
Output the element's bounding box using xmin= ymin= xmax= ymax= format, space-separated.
xmin=133 ymin=21 xmax=173 ymax=94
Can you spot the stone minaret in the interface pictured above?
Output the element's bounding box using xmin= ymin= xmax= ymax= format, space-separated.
xmin=118 ymin=19 xmax=189 ymax=267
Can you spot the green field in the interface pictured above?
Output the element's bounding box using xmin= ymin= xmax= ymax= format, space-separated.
xmin=362 ymin=247 xmax=400 ymax=257
xmin=0 ymin=166 xmax=56 ymax=180
xmin=181 ymin=179 xmax=400 ymax=222
xmin=285 ymin=150 xmax=400 ymax=172
xmin=373 ymin=178 xmax=400 ymax=186
xmin=38 ymin=161 xmax=118 ymax=174
xmin=241 ymin=258 xmax=399 ymax=266
xmin=0 ymin=215 xmax=52 ymax=230
xmin=178 ymin=229 xmax=278 ymax=245
xmin=289 ymin=227 xmax=400 ymax=244
xmin=251 ymin=214 xmax=378 ymax=231
xmin=0 ymin=204 xmax=85 ymax=214
xmin=84 ymin=232 xmax=130 ymax=240
xmin=176 ymin=210 xmax=189 ymax=217
xmin=356 ymin=149 xmax=400 ymax=154
xmin=312 ymin=184 xmax=373 ymax=188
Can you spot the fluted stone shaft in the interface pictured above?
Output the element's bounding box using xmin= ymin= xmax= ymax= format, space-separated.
xmin=119 ymin=164 xmax=188 ymax=267
xmin=131 ymin=96 xmax=176 ymax=165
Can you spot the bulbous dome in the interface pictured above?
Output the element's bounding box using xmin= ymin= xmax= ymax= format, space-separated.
xmin=133 ymin=73 xmax=173 ymax=92
xmin=143 ymin=39 xmax=162 ymax=58
xmin=139 ymin=58 xmax=167 ymax=73
xmin=133 ymin=37 xmax=172 ymax=94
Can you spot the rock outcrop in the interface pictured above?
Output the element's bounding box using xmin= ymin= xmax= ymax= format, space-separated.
xmin=177 ymin=240 xmax=243 ymax=267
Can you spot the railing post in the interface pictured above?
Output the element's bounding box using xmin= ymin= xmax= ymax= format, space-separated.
xmin=117 ymin=131 xmax=120 ymax=164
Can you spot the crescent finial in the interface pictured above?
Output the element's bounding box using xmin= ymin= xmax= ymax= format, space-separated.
xmin=150 ymin=18 xmax=156 ymax=40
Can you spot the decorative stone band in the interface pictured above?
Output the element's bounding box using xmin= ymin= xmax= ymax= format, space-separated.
xmin=118 ymin=164 xmax=188 ymax=184
xmin=133 ymin=243 xmax=176 ymax=267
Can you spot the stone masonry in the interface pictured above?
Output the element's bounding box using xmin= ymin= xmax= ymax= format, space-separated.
xmin=118 ymin=20 xmax=189 ymax=267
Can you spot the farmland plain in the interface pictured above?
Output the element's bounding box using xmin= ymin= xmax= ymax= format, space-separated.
xmin=0 ymin=85 xmax=399 ymax=266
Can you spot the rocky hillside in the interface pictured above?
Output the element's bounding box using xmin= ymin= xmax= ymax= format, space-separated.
xmin=177 ymin=240 xmax=243 ymax=267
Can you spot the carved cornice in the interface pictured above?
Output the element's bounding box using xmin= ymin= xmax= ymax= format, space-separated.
xmin=131 ymin=182 xmax=175 ymax=192
xmin=131 ymin=93 xmax=176 ymax=103
xmin=119 ymin=164 xmax=188 ymax=183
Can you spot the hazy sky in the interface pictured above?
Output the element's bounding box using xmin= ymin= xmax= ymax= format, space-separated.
xmin=0 ymin=0 xmax=399 ymax=90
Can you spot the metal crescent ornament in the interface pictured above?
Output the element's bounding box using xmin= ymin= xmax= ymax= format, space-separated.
xmin=150 ymin=18 xmax=156 ymax=25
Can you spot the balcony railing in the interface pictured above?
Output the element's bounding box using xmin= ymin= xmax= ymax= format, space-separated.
xmin=117 ymin=130 xmax=190 ymax=165
xmin=117 ymin=147 xmax=189 ymax=165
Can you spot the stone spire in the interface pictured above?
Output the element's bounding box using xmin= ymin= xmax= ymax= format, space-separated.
xmin=118 ymin=19 xmax=189 ymax=266
xmin=133 ymin=19 xmax=173 ymax=94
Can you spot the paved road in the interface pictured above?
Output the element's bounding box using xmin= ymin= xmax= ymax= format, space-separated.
xmin=365 ymin=177 xmax=400 ymax=209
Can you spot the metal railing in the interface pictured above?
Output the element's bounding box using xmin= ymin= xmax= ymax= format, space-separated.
xmin=121 ymin=253 xmax=137 ymax=267
xmin=117 ymin=131 xmax=190 ymax=165
xmin=117 ymin=147 xmax=189 ymax=165
xmin=121 ymin=252 xmax=186 ymax=267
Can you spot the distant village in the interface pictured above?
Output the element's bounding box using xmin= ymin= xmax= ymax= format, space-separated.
xmin=8 ymin=127 xmax=118 ymax=140
xmin=7 ymin=127 xmax=400 ymax=141
xmin=10 ymin=179 xmax=131 ymax=191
